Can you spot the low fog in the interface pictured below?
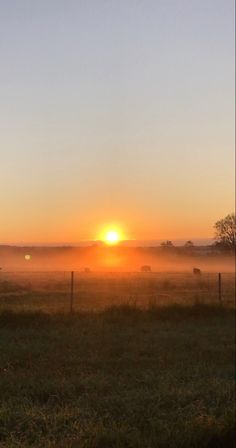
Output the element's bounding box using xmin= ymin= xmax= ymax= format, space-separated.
xmin=0 ymin=246 xmax=234 ymax=273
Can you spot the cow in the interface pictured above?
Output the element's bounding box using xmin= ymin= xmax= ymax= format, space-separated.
xmin=141 ymin=265 xmax=152 ymax=273
xmin=193 ymin=267 xmax=201 ymax=276
xmin=84 ymin=267 xmax=91 ymax=273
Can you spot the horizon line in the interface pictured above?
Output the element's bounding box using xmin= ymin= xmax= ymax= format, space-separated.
xmin=0 ymin=237 xmax=214 ymax=248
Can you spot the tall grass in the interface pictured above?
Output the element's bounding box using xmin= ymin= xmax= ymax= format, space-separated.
xmin=0 ymin=302 xmax=235 ymax=447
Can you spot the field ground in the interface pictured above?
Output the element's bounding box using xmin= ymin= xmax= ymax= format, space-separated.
xmin=0 ymin=272 xmax=235 ymax=313
xmin=0 ymin=303 xmax=235 ymax=448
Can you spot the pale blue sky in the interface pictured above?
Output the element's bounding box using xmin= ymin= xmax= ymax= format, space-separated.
xmin=0 ymin=0 xmax=235 ymax=243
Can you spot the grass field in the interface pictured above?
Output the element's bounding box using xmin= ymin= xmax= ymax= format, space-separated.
xmin=0 ymin=300 xmax=235 ymax=447
xmin=0 ymin=272 xmax=235 ymax=313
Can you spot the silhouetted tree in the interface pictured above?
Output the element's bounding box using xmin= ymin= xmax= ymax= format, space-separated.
xmin=214 ymin=213 xmax=235 ymax=251
xmin=184 ymin=240 xmax=194 ymax=248
xmin=161 ymin=240 xmax=174 ymax=248
xmin=184 ymin=240 xmax=194 ymax=254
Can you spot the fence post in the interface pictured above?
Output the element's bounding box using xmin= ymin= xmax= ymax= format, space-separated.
xmin=70 ymin=271 xmax=74 ymax=313
xmin=218 ymin=273 xmax=222 ymax=304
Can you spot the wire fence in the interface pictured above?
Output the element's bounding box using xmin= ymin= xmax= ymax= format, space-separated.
xmin=0 ymin=271 xmax=235 ymax=313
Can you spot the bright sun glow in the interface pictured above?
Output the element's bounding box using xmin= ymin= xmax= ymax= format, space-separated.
xmin=104 ymin=230 xmax=120 ymax=245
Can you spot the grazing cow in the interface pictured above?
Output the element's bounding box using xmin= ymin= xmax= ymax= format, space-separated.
xmin=141 ymin=265 xmax=151 ymax=273
xmin=193 ymin=267 xmax=201 ymax=276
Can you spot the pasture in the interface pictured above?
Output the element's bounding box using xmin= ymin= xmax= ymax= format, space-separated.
xmin=0 ymin=271 xmax=234 ymax=313
xmin=0 ymin=272 xmax=235 ymax=447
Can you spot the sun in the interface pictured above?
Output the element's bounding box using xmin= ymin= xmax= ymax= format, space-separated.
xmin=104 ymin=230 xmax=120 ymax=245
xmin=97 ymin=224 xmax=125 ymax=246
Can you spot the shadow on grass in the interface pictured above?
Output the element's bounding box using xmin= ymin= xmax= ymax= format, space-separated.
xmin=0 ymin=302 xmax=233 ymax=329
xmin=205 ymin=427 xmax=235 ymax=448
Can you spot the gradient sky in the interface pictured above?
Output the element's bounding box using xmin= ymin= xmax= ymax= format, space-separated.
xmin=0 ymin=0 xmax=235 ymax=244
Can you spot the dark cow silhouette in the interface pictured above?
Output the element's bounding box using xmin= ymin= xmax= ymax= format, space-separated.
xmin=141 ymin=265 xmax=151 ymax=272
xmin=193 ymin=268 xmax=201 ymax=276
xmin=84 ymin=267 xmax=91 ymax=273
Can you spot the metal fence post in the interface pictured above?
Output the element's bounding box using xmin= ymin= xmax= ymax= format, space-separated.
xmin=70 ymin=271 xmax=74 ymax=313
xmin=218 ymin=273 xmax=222 ymax=304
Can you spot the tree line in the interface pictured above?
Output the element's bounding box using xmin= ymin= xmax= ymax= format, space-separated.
xmin=161 ymin=213 xmax=235 ymax=252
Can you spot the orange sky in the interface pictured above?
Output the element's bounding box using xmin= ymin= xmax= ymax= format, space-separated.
xmin=1 ymin=1 xmax=234 ymax=244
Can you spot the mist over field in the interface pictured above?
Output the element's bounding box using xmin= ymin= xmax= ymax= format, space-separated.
xmin=0 ymin=245 xmax=234 ymax=273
